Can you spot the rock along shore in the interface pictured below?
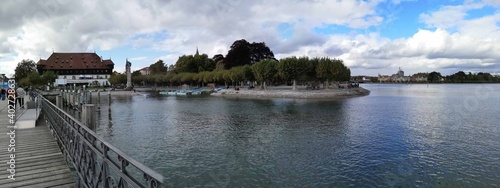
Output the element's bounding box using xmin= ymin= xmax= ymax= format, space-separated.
xmin=210 ymin=87 xmax=370 ymax=99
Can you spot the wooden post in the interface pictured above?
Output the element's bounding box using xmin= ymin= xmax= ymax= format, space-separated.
xmin=89 ymin=91 xmax=92 ymax=104
xmin=67 ymin=90 xmax=70 ymax=105
xmin=56 ymin=95 xmax=62 ymax=108
xmin=82 ymin=104 xmax=96 ymax=131
xmin=97 ymin=91 xmax=100 ymax=110
xmin=71 ymin=90 xmax=75 ymax=107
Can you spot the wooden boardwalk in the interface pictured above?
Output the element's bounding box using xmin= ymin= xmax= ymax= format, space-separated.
xmin=0 ymin=98 xmax=76 ymax=187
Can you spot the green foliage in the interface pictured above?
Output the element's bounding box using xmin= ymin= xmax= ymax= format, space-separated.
xmin=132 ymin=74 xmax=145 ymax=85
xmin=278 ymin=56 xmax=308 ymax=90
xmin=149 ymin=60 xmax=167 ymax=74
xmin=174 ymin=54 xmax=215 ymax=73
xmin=303 ymin=57 xmax=319 ymax=81
xmin=15 ymin=59 xmax=36 ymax=83
xmin=224 ymin=39 xmax=275 ymax=69
xmin=443 ymin=71 xmax=499 ymax=83
xmin=332 ymin=59 xmax=350 ymax=81
xmin=132 ymin=70 xmax=142 ymax=77
xmin=428 ymin=71 xmax=442 ymax=83
xmin=109 ymin=73 xmax=126 ymax=85
xmin=25 ymin=71 xmax=43 ymax=86
xmin=251 ymin=59 xmax=278 ymax=89
xmin=316 ymin=57 xmax=334 ymax=82
xmin=41 ymin=71 xmax=57 ymax=84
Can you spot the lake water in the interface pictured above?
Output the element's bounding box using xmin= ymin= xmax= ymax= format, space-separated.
xmin=91 ymin=84 xmax=500 ymax=187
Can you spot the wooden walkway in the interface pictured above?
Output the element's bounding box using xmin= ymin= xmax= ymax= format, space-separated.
xmin=0 ymin=98 xmax=76 ymax=187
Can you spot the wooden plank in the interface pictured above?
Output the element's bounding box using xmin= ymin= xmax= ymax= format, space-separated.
xmin=0 ymin=99 xmax=75 ymax=187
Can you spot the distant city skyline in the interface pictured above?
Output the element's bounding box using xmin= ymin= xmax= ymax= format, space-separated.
xmin=1 ymin=0 xmax=499 ymax=77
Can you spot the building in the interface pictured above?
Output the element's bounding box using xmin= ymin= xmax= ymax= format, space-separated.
xmin=378 ymin=67 xmax=410 ymax=83
xmin=378 ymin=68 xmax=430 ymax=83
xmin=139 ymin=67 xmax=150 ymax=75
xmin=37 ymin=52 xmax=114 ymax=86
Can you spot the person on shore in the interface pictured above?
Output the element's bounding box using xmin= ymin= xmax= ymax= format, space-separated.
xmin=0 ymin=87 xmax=5 ymax=101
xmin=16 ymin=86 xmax=26 ymax=109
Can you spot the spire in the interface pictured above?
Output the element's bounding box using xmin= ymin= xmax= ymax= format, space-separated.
xmin=195 ymin=46 xmax=199 ymax=56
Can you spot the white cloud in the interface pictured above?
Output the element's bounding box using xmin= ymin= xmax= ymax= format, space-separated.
xmin=1 ymin=0 xmax=499 ymax=77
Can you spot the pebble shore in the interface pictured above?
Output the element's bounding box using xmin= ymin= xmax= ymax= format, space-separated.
xmin=210 ymin=87 xmax=370 ymax=99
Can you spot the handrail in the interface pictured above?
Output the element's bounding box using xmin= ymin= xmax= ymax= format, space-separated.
xmin=36 ymin=92 xmax=164 ymax=188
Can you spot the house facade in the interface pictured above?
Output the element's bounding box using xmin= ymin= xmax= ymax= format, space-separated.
xmin=37 ymin=52 xmax=114 ymax=86
xmin=139 ymin=67 xmax=150 ymax=75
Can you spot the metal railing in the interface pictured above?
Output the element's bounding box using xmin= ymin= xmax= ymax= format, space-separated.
xmin=37 ymin=93 xmax=164 ymax=188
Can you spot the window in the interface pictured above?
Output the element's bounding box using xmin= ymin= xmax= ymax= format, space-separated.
xmin=72 ymin=76 xmax=76 ymax=79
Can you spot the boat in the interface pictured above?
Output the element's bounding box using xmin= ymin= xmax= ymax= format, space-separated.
xmin=159 ymin=88 xmax=213 ymax=96
xmin=159 ymin=90 xmax=193 ymax=96
xmin=159 ymin=90 xmax=195 ymax=96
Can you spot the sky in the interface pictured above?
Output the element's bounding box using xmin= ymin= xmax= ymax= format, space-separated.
xmin=1 ymin=0 xmax=500 ymax=77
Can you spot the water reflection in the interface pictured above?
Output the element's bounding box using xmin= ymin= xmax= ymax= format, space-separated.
xmin=82 ymin=85 xmax=500 ymax=187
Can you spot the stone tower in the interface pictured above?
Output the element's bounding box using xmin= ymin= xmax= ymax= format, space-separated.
xmin=125 ymin=59 xmax=133 ymax=90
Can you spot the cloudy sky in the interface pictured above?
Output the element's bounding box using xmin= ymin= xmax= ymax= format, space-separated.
xmin=1 ymin=0 xmax=499 ymax=77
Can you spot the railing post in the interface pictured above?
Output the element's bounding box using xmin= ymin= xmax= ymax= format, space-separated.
xmin=108 ymin=91 xmax=111 ymax=106
xmin=82 ymin=104 xmax=96 ymax=131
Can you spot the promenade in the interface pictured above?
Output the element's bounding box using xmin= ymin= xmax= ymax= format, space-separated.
xmin=0 ymin=97 xmax=75 ymax=187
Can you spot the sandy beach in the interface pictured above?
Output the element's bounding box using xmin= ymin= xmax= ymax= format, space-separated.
xmin=210 ymin=87 xmax=370 ymax=99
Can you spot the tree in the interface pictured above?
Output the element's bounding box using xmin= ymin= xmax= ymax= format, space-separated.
xmin=278 ymin=56 xmax=307 ymax=90
xmin=251 ymin=59 xmax=278 ymax=90
xmin=41 ymin=71 xmax=57 ymax=85
xmin=149 ymin=60 xmax=167 ymax=74
xmin=428 ymin=71 xmax=442 ymax=83
xmin=132 ymin=70 xmax=142 ymax=77
xmin=250 ymin=42 xmax=275 ymax=63
xmin=109 ymin=73 xmax=127 ymax=85
xmin=213 ymin=54 xmax=224 ymax=64
xmin=316 ymin=58 xmax=334 ymax=89
xmin=15 ymin=59 xmax=36 ymax=83
xmin=331 ymin=59 xmax=350 ymax=82
xmin=224 ymin=39 xmax=275 ymax=69
xmin=174 ymin=54 xmax=215 ymax=73
xmin=224 ymin=39 xmax=252 ymax=69
xmin=19 ymin=71 xmax=43 ymax=87
xmin=168 ymin=64 xmax=175 ymax=72
xmin=303 ymin=57 xmax=319 ymax=82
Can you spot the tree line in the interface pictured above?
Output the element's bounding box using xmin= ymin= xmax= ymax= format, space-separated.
xmin=109 ymin=39 xmax=351 ymax=90
xmin=415 ymin=71 xmax=500 ymax=83
xmin=110 ymin=56 xmax=351 ymax=90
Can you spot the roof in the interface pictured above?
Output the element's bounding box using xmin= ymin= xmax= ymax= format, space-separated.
xmin=37 ymin=52 xmax=114 ymax=70
xmin=140 ymin=67 xmax=150 ymax=71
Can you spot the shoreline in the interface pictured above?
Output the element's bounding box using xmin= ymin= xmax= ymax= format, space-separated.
xmin=210 ymin=87 xmax=370 ymax=99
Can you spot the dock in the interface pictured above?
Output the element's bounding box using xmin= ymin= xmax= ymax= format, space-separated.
xmin=0 ymin=98 xmax=76 ymax=187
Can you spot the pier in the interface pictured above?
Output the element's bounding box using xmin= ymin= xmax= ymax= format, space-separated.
xmin=0 ymin=98 xmax=75 ymax=187
xmin=0 ymin=92 xmax=163 ymax=187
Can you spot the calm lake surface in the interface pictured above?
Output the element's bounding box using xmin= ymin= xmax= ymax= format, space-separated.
xmin=92 ymin=84 xmax=500 ymax=187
